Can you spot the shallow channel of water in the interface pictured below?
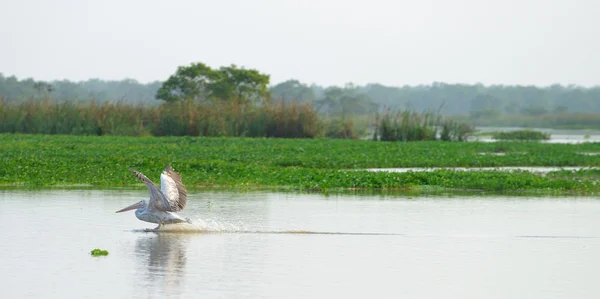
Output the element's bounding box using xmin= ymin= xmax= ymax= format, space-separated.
xmin=365 ymin=166 xmax=600 ymax=173
xmin=1 ymin=189 xmax=599 ymax=299
xmin=472 ymin=127 xmax=600 ymax=144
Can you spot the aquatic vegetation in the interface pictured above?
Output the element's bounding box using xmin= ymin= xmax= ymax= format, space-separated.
xmin=373 ymin=108 xmax=475 ymax=142
xmin=491 ymin=130 xmax=551 ymax=141
xmin=1 ymin=134 xmax=600 ymax=193
xmin=90 ymin=249 xmax=109 ymax=256
xmin=546 ymin=169 xmax=600 ymax=181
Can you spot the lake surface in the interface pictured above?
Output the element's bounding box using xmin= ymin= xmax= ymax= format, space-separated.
xmin=1 ymin=189 xmax=600 ymax=299
xmin=365 ymin=166 xmax=600 ymax=174
xmin=472 ymin=127 xmax=600 ymax=143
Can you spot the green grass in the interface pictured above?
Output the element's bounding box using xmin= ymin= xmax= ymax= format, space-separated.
xmin=1 ymin=134 xmax=600 ymax=194
xmin=90 ymin=249 xmax=109 ymax=257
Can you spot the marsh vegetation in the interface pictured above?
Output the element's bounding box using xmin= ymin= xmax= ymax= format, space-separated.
xmin=490 ymin=130 xmax=551 ymax=141
xmin=1 ymin=134 xmax=599 ymax=194
xmin=0 ymin=98 xmax=477 ymax=141
xmin=4 ymin=62 xmax=600 ymax=133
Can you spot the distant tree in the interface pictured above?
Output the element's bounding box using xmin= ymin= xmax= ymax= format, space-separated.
xmin=553 ymin=105 xmax=568 ymax=113
xmin=520 ymin=105 xmax=549 ymax=116
xmin=504 ymin=101 xmax=520 ymax=114
xmin=316 ymin=83 xmax=377 ymax=115
xmin=470 ymin=93 xmax=501 ymax=111
xmin=269 ymin=79 xmax=316 ymax=103
xmin=469 ymin=108 xmax=501 ymax=120
xmin=156 ymin=62 xmax=270 ymax=103
xmin=34 ymin=82 xmax=54 ymax=96
xmin=156 ymin=62 xmax=216 ymax=102
xmin=2 ymin=71 xmax=600 ymax=115
xmin=216 ymin=64 xmax=270 ymax=103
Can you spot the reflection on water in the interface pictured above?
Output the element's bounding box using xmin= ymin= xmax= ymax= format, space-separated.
xmin=135 ymin=233 xmax=188 ymax=298
xmin=2 ymin=189 xmax=600 ymax=298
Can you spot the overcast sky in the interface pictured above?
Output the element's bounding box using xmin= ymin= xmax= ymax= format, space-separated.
xmin=1 ymin=0 xmax=599 ymax=87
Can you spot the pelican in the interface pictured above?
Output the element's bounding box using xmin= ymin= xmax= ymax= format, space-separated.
xmin=116 ymin=164 xmax=190 ymax=229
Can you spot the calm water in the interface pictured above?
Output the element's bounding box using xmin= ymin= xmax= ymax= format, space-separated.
xmin=1 ymin=189 xmax=600 ymax=299
xmin=365 ymin=166 xmax=600 ymax=173
xmin=473 ymin=127 xmax=600 ymax=144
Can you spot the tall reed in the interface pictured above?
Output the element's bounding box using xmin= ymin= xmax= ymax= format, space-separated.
xmin=0 ymin=98 xmax=322 ymax=138
xmin=373 ymin=108 xmax=474 ymax=141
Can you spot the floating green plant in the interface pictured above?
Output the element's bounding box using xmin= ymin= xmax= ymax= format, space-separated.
xmin=491 ymin=130 xmax=550 ymax=141
xmin=1 ymin=134 xmax=600 ymax=194
xmin=90 ymin=249 xmax=109 ymax=257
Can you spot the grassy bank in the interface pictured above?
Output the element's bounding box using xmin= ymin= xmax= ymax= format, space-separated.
xmin=1 ymin=134 xmax=600 ymax=193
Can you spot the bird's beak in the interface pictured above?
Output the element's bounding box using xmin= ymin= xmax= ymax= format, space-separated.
xmin=116 ymin=201 xmax=144 ymax=213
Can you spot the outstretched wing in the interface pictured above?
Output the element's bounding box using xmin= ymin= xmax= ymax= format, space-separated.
xmin=130 ymin=168 xmax=172 ymax=212
xmin=160 ymin=164 xmax=187 ymax=212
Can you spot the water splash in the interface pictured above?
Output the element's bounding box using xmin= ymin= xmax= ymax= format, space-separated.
xmin=186 ymin=217 xmax=248 ymax=232
xmin=133 ymin=217 xmax=405 ymax=235
xmin=135 ymin=221 xmax=405 ymax=236
xmin=137 ymin=218 xmax=249 ymax=233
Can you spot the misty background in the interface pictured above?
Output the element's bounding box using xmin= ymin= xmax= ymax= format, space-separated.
xmin=1 ymin=74 xmax=599 ymax=115
xmin=1 ymin=0 xmax=600 ymax=130
xmin=2 ymin=0 xmax=599 ymax=86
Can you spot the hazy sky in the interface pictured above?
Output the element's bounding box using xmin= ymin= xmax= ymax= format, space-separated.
xmin=1 ymin=0 xmax=599 ymax=86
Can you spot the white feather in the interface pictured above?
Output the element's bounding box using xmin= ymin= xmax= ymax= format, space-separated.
xmin=161 ymin=172 xmax=180 ymax=204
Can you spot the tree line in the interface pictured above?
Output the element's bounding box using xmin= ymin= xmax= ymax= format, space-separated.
xmin=1 ymin=66 xmax=599 ymax=118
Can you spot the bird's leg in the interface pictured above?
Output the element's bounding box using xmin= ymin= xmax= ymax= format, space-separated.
xmin=154 ymin=223 xmax=161 ymax=231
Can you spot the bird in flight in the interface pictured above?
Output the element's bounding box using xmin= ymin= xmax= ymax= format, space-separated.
xmin=116 ymin=164 xmax=189 ymax=230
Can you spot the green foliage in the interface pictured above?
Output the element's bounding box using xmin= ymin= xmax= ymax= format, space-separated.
xmin=90 ymin=249 xmax=109 ymax=256
xmin=0 ymin=99 xmax=319 ymax=138
xmin=156 ymin=62 xmax=214 ymax=102
xmin=520 ymin=105 xmax=549 ymax=116
xmin=491 ymin=130 xmax=551 ymax=141
xmin=217 ymin=65 xmax=270 ymax=103
xmin=375 ymin=109 xmax=439 ymax=141
xmin=440 ymin=120 xmax=476 ymax=141
xmin=315 ymin=84 xmax=377 ymax=116
xmin=2 ymin=135 xmax=600 ymax=194
xmin=373 ymin=108 xmax=474 ymax=142
xmin=469 ymin=108 xmax=502 ymax=120
xmin=270 ymin=80 xmax=316 ymax=104
xmin=155 ymin=63 xmax=270 ymax=103
xmin=0 ymin=74 xmax=161 ymax=104
xmin=546 ymin=169 xmax=600 ymax=181
xmin=323 ymin=117 xmax=359 ymax=139
xmin=3 ymin=73 xmax=600 ymax=121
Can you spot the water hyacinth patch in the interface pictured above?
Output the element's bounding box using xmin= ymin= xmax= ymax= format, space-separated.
xmin=90 ymin=249 xmax=109 ymax=257
xmin=1 ymin=134 xmax=600 ymax=194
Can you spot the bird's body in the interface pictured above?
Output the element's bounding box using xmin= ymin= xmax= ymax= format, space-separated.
xmin=135 ymin=206 xmax=189 ymax=225
xmin=117 ymin=165 xmax=190 ymax=229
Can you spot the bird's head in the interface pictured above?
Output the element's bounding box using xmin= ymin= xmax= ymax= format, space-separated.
xmin=115 ymin=200 xmax=147 ymax=213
